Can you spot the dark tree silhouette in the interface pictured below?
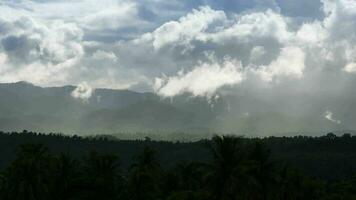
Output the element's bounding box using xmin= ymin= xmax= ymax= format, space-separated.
xmin=51 ymin=153 xmax=81 ymax=200
xmin=0 ymin=132 xmax=355 ymax=199
xmin=80 ymin=151 xmax=122 ymax=200
xmin=206 ymin=135 xmax=251 ymax=200
xmin=127 ymin=146 xmax=161 ymax=200
xmin=2 ymin=144 xmax=53 ymax=200
xmin=249 ymin=142 xmax=276 ymax=200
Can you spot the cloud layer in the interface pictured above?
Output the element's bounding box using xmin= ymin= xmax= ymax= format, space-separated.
xmin=154 ymin=58 xmax=243 ymax=97
xmin=0 ymin=0 xmax=354 ymax=90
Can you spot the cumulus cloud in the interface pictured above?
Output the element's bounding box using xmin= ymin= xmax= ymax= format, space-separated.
xmin=210 ymin=9 xmax=292 ymax=44
xmin=80 ymin=1 xmax=148 ymax=33
xmin=0 ymin=14 xmax=84 ymax=85
xmin=154 ymin=58 xmax=243 ymax=97
xmin=148 ymin=6 xmax=226 ymax=50
xmin=254 ymin=46 xmax=306 ymax=82
xmin=296 ymin=21 xmax=327 ymax=44
xmin=138 ymin=6 xmax=292 ymax=54
xmin=71 ymin=82 xmax=94 ymax=101
xmin=119 ymin=0 xmax=356 ymax=102
xmin=0 ymin=0 xmax=344 ymax=91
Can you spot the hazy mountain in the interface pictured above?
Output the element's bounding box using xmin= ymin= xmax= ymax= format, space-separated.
xmin=0 ymin=82 xmax=346 ymax=136
xmin=0 ymin=82 xmax=223 ymax=134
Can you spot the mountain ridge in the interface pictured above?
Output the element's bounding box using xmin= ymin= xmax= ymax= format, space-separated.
xmin=0 ymin=81 xmax=349 ymax=136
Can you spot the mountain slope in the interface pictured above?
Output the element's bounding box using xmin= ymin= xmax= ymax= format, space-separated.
xmin=0 ymin=82 xmax=347 ymax=135
xmin=0 ymin=82 xmax=219 ymax=134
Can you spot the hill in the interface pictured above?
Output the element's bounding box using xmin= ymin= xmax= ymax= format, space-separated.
xmin=0 ymin=131 xmax=355 ymax=181
xmin=0 ymin=81 xmax=349 ymax=135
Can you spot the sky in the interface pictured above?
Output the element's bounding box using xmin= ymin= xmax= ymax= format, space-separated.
xmin=1 ymin=0 xmax=356 ymax=130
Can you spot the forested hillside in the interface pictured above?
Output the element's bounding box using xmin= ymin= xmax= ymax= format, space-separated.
xmin=0 ymin=131 xmax=356 ymax=199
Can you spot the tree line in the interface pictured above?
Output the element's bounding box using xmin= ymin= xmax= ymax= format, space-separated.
xmin=0 ymin=134 xmax=356 ymax=200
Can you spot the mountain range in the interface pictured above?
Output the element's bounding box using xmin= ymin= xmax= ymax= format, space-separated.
xmin=0 ymin=81 xmax=348 ymax=137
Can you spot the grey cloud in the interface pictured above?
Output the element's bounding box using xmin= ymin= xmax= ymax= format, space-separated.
xmin=276 ymin=0 xmax=324 ymax=18
xmin=2 ymin=34 xmax=40 ymax=64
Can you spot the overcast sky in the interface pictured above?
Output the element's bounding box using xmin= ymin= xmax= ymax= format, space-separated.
xmin=0 ymin=0 xmax=355 ymax=99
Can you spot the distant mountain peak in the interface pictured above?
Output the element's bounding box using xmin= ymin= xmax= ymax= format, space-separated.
xmin=14 ymin=81 xmax=34 ymax=85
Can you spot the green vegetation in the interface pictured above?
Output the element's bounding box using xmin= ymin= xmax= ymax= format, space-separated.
xmin=0 ymin=131 xmax=355 ymax=199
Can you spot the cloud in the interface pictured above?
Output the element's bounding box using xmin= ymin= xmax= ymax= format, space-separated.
xmin=344 ymin=63 xmax=356 ymax=73
xmin=254 ymin=46 xmax=305 ymax=82
xmin=1 ymin=0 xmax=356 ymax=103
xmin=0 ymin=53 xmax=7 ymax=65
xmin=138 ymin=7 xmax=292 ymax=54
xmin=148 ymin=6 xmax=226 ymax=50
xmin=296 ymin=21 xmax=327 ymax=44
xmin=71 ymin=82 xmax=94 ymax=101
xmin=0 ymin=0 xmax=330 ymax=91
xmin=250 ymin=46 xmax=266 ymax=61
xmin=0 ymin=13 xmax=84 ymax=85
xmin=324 ymin=110 xmax=341 ymax=124
xmin=92 ymin=50 xmax=118 ymax=62
xmin=209 ymin=9 xmax=292 ymax=44
xmin=154 ymin=58 xmax=243 ymax=97
xmin=322 ymin=0 xmax=356 ymax=41
xmin=80 ymin=1 xmax=148 ymax=32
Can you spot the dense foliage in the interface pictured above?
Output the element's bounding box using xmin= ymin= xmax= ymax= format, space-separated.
xmin=0 ymin=131 xmax=356 ymax=199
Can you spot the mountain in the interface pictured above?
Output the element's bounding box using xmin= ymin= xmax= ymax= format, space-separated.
xmin=0 ymin=82 xmax=348 ymax=136
xmin=0 ymin=82 xmax=224 ymax=134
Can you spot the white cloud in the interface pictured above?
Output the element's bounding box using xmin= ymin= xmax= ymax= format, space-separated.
xmin=71 ymin=82 xmax=94 ymax=101
xmin=0 ymin=0 xmax=147 ymax=32
xmin=254 ymin=46 xmax=305 ymax=82
xmin=149 ymin=6 xmax=226 ymax=50
xmin=141 ymin=7 xmax=292 ymax=52
xmin=343 ymin=63 xmax=356 ymax=73
xmin=1 ymin=0 xmax=356 ymax=100
xmin=0 ymin=53 xmax=7 ymax=65
xmin=322 ymin=0 xmax=356 ymax=41
xmin=324 ymin=110 xmax=341 ymax=124
xmin=0 ymin=17 xmax=83 ymax=62
xmin=80 ymin=1 xmax=145 ymax=31
xmin=0 ymin=53 xmax=9 ymax=74
xmin=92 ymin=50 xmax=118 ymax=62
xmin=250 ymin=46 xmax=266 ymax=61
xmin=210 ymin=10 xmax=292 ymax=44
xmin=0 ymin=14 xmax=84 ymax=86
xmin=296 ymin=21 xmax=327 ymax=44
xmin=154 ymin=58 xmax=244 ymax=97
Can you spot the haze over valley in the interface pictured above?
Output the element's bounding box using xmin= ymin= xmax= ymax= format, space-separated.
xmin=0 ymin=81 xmax=352 ymax=137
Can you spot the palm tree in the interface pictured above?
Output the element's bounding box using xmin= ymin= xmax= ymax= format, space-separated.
xmin=81 ymin=150 xmax=122 ymax=200
xmin=206 ymin=135 xmax=250 ymax=200
xmin=249 ymin=142 xmax=276 ymax=200
xmin=51 ymin=153 xmax=81 ymax=200
xmin=175 ymin=161 xmax=205 ymax=191
xmin=164 ymin=161 xmax=206 ymax=200
xmin=2 ymin=143 xmax=53 ymax=200
xmin=128 ymin=146 xmax=161 ymax=200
